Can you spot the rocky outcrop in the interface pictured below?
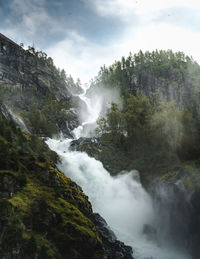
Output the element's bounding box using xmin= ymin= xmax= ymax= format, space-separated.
xmin=0 ymin=106 xmax=103 ymax=258
xmin=93 ymin=213 xmax=133 ymax=259
xmin=0 ymin=33 xmax=69 ymax=99
xmin=70 ymin=136 xmax=131 ymax=175
xmin=70 ymin=137 xmax=97 ymax=151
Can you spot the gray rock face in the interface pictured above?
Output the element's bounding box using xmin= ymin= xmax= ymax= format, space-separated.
xmin=93 ymin=213 xmax=134 ymax=259
xmin=0 ymin=33 xmax=80 ymax=136
xmin=70 ymin=137 xmax=91 ymax=150
xmin=0 ymin=103 xmax=10 ymax=119
xmin=0 ymin=33 xmax=70 ymax=100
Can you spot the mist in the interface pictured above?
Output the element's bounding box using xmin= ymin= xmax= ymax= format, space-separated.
xmin=47 ymin=137 xmax=192 ymax=259
xmin=74 ymin=84 xmax=122 ymax=138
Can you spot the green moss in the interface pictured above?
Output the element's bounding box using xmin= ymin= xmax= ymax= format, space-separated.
xmin=0 ymin=170 xmax=18 ymax=176
xmin=161 ymin=170 xmax=180 ymax=182
xmin=7 ymin=168 xmax=103 ymax=258
xmin=0 ymin=114 xmax=104 ymax=258
xmin=159 ymin=161 xmax=200 ymax=190
xmin=49 ymin=198 xmax=101 ymax=242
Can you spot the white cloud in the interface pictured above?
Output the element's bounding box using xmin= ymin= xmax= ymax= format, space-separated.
xmin=2 ymin=0 xmax=59 ymax=45
xmin=124 ymin=23 xmax=200 ymax=60
xmin=12 ymin=0 xmax=46 ymax=13
xmin=3 ymin=0 xmax=200 ymax=84
xmin=86 ymin=0 xmax=200 ymax=17
xmin=84 ymin=0 xmax=200 ymax=30
xmin=46 ymin=30 xmax=123 ymax=83
xmin=46 ymin=11 xmax=200 ymax=84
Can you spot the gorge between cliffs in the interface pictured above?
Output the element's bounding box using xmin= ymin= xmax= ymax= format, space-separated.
xmin=1 ymin=33 xmax=200 ymax=259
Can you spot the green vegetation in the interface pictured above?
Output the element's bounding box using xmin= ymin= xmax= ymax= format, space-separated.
xmin=22 ymin=90 xmax=79 ymax=137
xmin=0 ymin=111 xmax=104 ymax=258
xmin=25 ymin=45 xmax=83 ymax=95
xmin=0 ymin=81 xmax=79 ymax=138
xmin=84 ymin=50 xmax=200 ymax=185
xmin=0 ymin=42 xmax=83 ymax=137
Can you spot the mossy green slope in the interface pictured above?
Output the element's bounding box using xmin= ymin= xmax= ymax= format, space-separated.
xmin=0 ymin=109 xmax=104 ymax=259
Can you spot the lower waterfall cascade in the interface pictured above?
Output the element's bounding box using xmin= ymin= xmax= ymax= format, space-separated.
xmin=46 ymin=93 xmax=192 ymax=259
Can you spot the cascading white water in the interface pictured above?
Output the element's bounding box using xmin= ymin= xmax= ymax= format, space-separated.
xmin=46 ymin=91 xmax=191 ymax=259
xmin=73 ymin=92 xmax=101 ymax=139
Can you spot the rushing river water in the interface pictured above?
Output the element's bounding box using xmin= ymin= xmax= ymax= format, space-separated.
xmin=46 ymin=93 xmax=191 ymax=259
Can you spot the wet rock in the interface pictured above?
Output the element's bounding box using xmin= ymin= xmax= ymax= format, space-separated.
xmin=93 ymin=213 xmax=134 ymax=259
xmin=0 ymin=103 xmax=10 ymax=119
xmin=70 ymin=137 xmax=99 ymax=151
xmin=70 ymin=137 xmax=88 ymax=150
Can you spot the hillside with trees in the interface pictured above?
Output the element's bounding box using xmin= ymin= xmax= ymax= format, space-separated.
xmin=0 ymin=35 xmax=84 ymax=138
xmin=78 ymin=50 xmax=200 ymax=186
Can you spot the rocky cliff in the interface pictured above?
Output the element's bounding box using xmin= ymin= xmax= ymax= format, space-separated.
xmin=0 ymin=33 xmax=81 ymax=137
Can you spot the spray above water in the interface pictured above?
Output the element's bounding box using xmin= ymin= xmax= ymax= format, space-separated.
xmin=74 ymin=84 xmax=122 ymax=139
xmin=46 ymin=89 xmax=191 ymax=259
xmin=47 ymin=138 xmax=190 ymax=259
xmin=73 ymin=93 xmax=101 ymax=138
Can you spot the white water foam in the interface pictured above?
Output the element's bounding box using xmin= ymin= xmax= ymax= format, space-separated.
xmin=46 ymin=138 xmax=191 ymax=259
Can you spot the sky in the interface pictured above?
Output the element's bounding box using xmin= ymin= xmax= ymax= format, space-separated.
xmin=1 ymin=0 xmax=200 ymax=83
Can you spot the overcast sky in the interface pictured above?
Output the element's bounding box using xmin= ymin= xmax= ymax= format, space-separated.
xmin=1 ymin=0 xmax=200 ymax=83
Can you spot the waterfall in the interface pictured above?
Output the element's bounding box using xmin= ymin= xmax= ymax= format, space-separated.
xmin=46 ymin=91 xmax=191 ymax=259
xmin=72 ymin=92 xmax=101 ymax=138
